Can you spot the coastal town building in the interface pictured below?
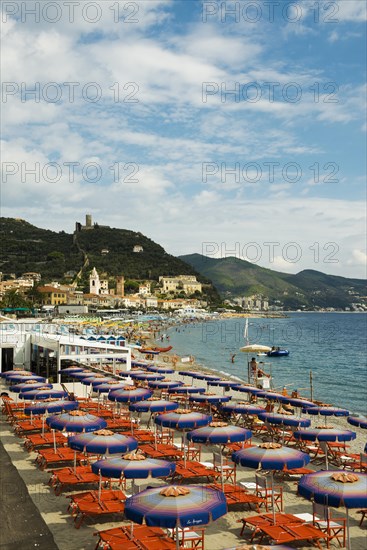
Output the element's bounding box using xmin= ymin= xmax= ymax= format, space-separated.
xmin=38 ymin=286 xmax=68 ymax=306
xmin=159 ymin=275 xmax=202 ymax=295
xmin=0 ymin=278 xmax=34 ymax=298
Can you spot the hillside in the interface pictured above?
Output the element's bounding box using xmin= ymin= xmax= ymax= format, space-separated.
xmin=179 ymin=254 xmax=366 ymax=310
xmin=0 ymin=218 xmax=219 ymax=301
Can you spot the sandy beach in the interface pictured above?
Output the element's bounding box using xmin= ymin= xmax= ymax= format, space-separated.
xmin=0 ymin=322 xmax=366 ymax=550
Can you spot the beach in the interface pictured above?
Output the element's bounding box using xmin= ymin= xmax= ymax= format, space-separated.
xmin=1 ymin=343 xmax=366 ymax=550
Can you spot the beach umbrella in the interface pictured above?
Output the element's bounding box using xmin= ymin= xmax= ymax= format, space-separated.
xmin=92 ymin=450 xmax=175 ymax=495
xmin=240 ymin=344 xmax=272 ymax=353
xmin=68 ymin=429 xmax=138 ymax=455
xmin=258 ymin=412 xmax=311 ymax=428
xmin=94 ymin=380 xmax=127 ymax=393
xmin=155 ymin=409 xmax=212 ymax=465
xmin=178 ymin=370 xmax=200 ymax=379
xmin=278 ymin=395 xmax=317 ymax=409
xmin=167 ymin=385 xmax=206 ymax=395
xmin=24 ymin=399 xmax=78 ymax=416
xmin=19 ymin=387 xmax=67 ymax=400
xmin=302 ymin=406 xmax=350 ymax=426
xmin=1 ymin=369 xmax=33 ymax=378
xmin=190 ymin=373 xmax=221 ymax=382
xmin=221 ymin=403 xmax=265 ymax=416
xmin=147 ymin=366 xmax=174 ymax=374
xmin=130 ymin=373 xmax=165 ymax=382
xmin=108 ymin=386 xmax=152 ymax=404
xmin=188 ymin=393 xmax=231 ymax=414
xmin=207 ymin=380 xmax=239 ymax=395
xmin=257 ymin=391 xmax=284 ymax=401
xmin=70 ymin=370 xmax=93 ymax=379
xmin=7 ymin=374 xmax=46 ymax=383
xmin=347 ymin=416 xmax=367 ymax=429
xmin=187 ymin=421 xmax=252 ymax=490
xmin=232 ymin=442 xmax=310 ymax=522
xmin=124 ymin=485 xmax=227 ymax=550
xmin=293 ymin=427 xmax=356 ymax=469
xmin=80 ymin=374 xmax=108 ymax=386
xmin=129 ymin=399 xmax=179 ymax=414
xmin=90 ymin=377 xmax=115 ymax=388
xmin=46 ymin=410 xmax=107 ymax=433
xmin=148 ymin=380 xmax=183 ymax=390
xmin=233 ymin=385 xmax=264 ymax=396
xmin=298 ymin=471 xmax=367 ymax=550
xmin=10 ymin=381 xmax=53 ymax=394
xmin=58 ymin=367 xmax=84 ymax=375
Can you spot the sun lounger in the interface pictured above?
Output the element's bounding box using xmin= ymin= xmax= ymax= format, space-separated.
xmin=68 ymin=489 xmax=126 ymax=515
xmin=35 ymin=447 xmax=87 ymax=470
xmin=357 ymin=509 xmax=367 ymax=527
xmin=238 ymin=512 xmax=305 ymax=538
xmin=49 ymin=465 xmax=105 ymax=495
xmin=14 ymin=419 xmax=49 ymax=436
xmin=73 ymin=498 xmax=126 ymax=528
xmin=94 ymin=526 xmax=176 ymax=550
xmin=209 ymin=483 xmax=265 ymax=512
xmin=24 ymin=432 xmax=66 ymax=452
xmin=257 ymin=522 xmax=327 ymax=548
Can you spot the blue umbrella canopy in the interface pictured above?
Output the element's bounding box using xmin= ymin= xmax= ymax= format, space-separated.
xmin=92 ymin=451 xmax=175 ymax=479
xmin=46 ymin=411 xmax=107 ymax=432
xmin=68 ymin=429 xmax=138 ymax=455
xmin=129 ymin=399 xmax=179 ymax=413
xmin=167 ymin=385 xmax=206 ymax=395
xmin=24 ymin=399 xmax=78 ymax=415
xmin=347 ymin=416 xmax=367 ymax=429
xmin=233 ymin=385 xmax=263 ymax=395
xmin=207 ymin=380 xmax=239 ymax=389
xmin=10 ymin=381 xmax=53 ymax=394
xmin=232 ymin=442 xmax=310 ymax=470
xmin=187 ymin=422 xmax=252 ymax=445
xmin=298 ymin=471 xmax=367 ymax=508
xmin=124 ymin=485 xmax=227 ymax=528
xmin=95 ymin=380 xmax=127 ymax=393
xmin=80 ymin=374 xmax=108 ymax=386
xmin=20 ymin=387 xmax=67 ymax=400
xmin=188 ymin=393 xmax=231 ymax=405
xmin=221 ymin=403 xmax=265 ymax=415
xmin=190 ymin=373 xmax=221 ymax=382
xmin=148 ymin=380 xmax=183 ymax=390
xmin=130 ymin=373 xmax=165 ymax=382
xmin=1 ymin=369 xmax=32 ymax=378
xmin=7 ymin=374 xmax=46 ymax=383
xmin=293 ymin=427 xmax=357 ymax=443
xmin=258 ymin=412 xmax=311 ymax=428
xmin=155 ymin=410 xmax=212 ymax=430
xmin=58 ymin=367 xmax=84 ymax=374
xmin=108 ymin=386 xmax=152 ymax=403
xmin=147 ymin=366 xmax=174 ymax=374
xmin=302 ymin=406 xmax=350 ymax=417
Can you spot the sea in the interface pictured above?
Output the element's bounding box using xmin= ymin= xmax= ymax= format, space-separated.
xmin=166 ymin=313 xmax=367 ymax=415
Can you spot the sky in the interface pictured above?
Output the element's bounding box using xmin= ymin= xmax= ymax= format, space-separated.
xmin=1 ymin=0 xmax=366 ymax=279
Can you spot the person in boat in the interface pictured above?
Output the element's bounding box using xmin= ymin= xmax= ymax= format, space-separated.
xmin=291 ymin=389 xmax=300 ymax=398
xmin=281 ymin=386 xmax=289 ymax=396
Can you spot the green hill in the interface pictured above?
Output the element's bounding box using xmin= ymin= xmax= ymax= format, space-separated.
xmin=0 ymin=218 xmax=219 ymax=302
xmin=179 ymin=254 xmax=366 ymax=310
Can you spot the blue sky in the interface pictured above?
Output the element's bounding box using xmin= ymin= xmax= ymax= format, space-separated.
xmin=1 ymin=0 xmax=366 ymax=278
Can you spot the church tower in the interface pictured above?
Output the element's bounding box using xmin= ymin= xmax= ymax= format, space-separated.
xmin=116 ymin=275 xmax=125 ymax=297
xmin=90 ymin=267 xmax=100 ymax=295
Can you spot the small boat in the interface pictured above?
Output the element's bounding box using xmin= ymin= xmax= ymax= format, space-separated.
xmin=139 ymin=346 xmax=173 ymax=354
xmin=267 ymin=349 xmax=289 ymax=357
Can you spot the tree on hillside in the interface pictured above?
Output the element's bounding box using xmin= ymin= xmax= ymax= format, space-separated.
xmin=0 ymin=290 xmax=30 ymax=308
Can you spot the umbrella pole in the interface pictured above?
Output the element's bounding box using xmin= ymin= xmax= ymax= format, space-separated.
xmin=53 ymin=429 xmax=57 ymax=453
xmin=346 ymin=508 xmax=351 ymax=550
xmin=73 ymin=450 xmax=77 ymax=474
xmin=183 ymin=432 xmax=186 ymax=468
xmin=271 ymin=471 xmax=276 ymax=524
xmin=176 ymin=523 xmax=179 ymax=550
xmin=98 ymin=470 xmax=101 ymax=503
xmin=220 ymin=446 xmax=224 ymax=492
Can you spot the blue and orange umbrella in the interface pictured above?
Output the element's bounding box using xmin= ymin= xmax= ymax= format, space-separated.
xmin=155 ymin=410 xmax=212 ymax=430
xmin=129 ymin=399 xmax=179 ymax=414
xmin=221 ymin=403 xmax=265 ymax=416
xmin=293 ymin=427 xmax=356 ymax=469
xmin=232 ymin=442 xmax=310 ymax=522
xmin=233 ymin=385 xmax=264 ymax=396
xmin=258 ymin=412 xmax=311 ymax=428
xmin=24 ymin=399 xmax=78 ymax=416
xmin=7 ymin=374 xmax=46 ymax=384
xmin=46 ymin=410 xmax=107 ymax=433
xmin=130 ymin=373 xmax=165 ymax=382
xmin=167 ymin=385 xmax=206 ymax=395
xmin=20 ymin=387 xmax=67 ymax=400
xmin=187 ymin=423 xmax=252 ymax=445
xmin=189 ymin=393 xmax=231 ymax=405
xmin=148 ymin=380 xmax=183 ymax=390
xmin=347 ymin=415 xmax=367 ymax=429
xmin=207 ymin=380 xmax=239 ymax=395
xmin=58 ymin=367 xmax=84 ymax=375
xmin=302 ymin=406 xmax=350 ymax=426
xmin=298 ymin=471 xmax=367 ymax=550
xmin=190 ymin=373 xmax=221 ymax=382
xmin=94 ymin=381 xmax=126 ymax=393
xmin=124 ymin=485 xmax=227 ymax=549
xmin=68 ymin=370 xmax=93 ymax=379
xmin=147 ymin=366 xmax=174 ymax=374
xmin=108 ymin=386 xmax=152 ymax=404
xmin=80 ymin=374 xmax=108 ymax=386
xmin=10 ymin=381 xmax=53 ymax=394
xmin=68 ymin=429 xmax=138 ymax=455
xmin=1 ymin=370 xmax=32 ymax=378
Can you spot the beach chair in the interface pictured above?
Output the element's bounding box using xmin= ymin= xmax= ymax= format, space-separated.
xmin=255 ymin=473 xmax=283 ymax=512
xmin=24 ymin=432 xmax=66 ymax=452
xmin=339 ymin=452 xmax=367 ymax=472
xmin=49 ymin=465 xmax=106 ymax=495
xmin=312 ymin=502 xmax=346 ymax=548
xmin=213 ymin=451 xmax=236 ymax=483
xmin=73 ymin=498 xmax=126 ymax=528
xmin=356 ymin=509 xmax=367 ymax=527
xmin=167 ymin=526 xmax=205 ymax=549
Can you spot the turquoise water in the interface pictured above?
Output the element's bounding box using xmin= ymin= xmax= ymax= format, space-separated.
xmin=167 ymin=313 xmax=367 ymax=415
